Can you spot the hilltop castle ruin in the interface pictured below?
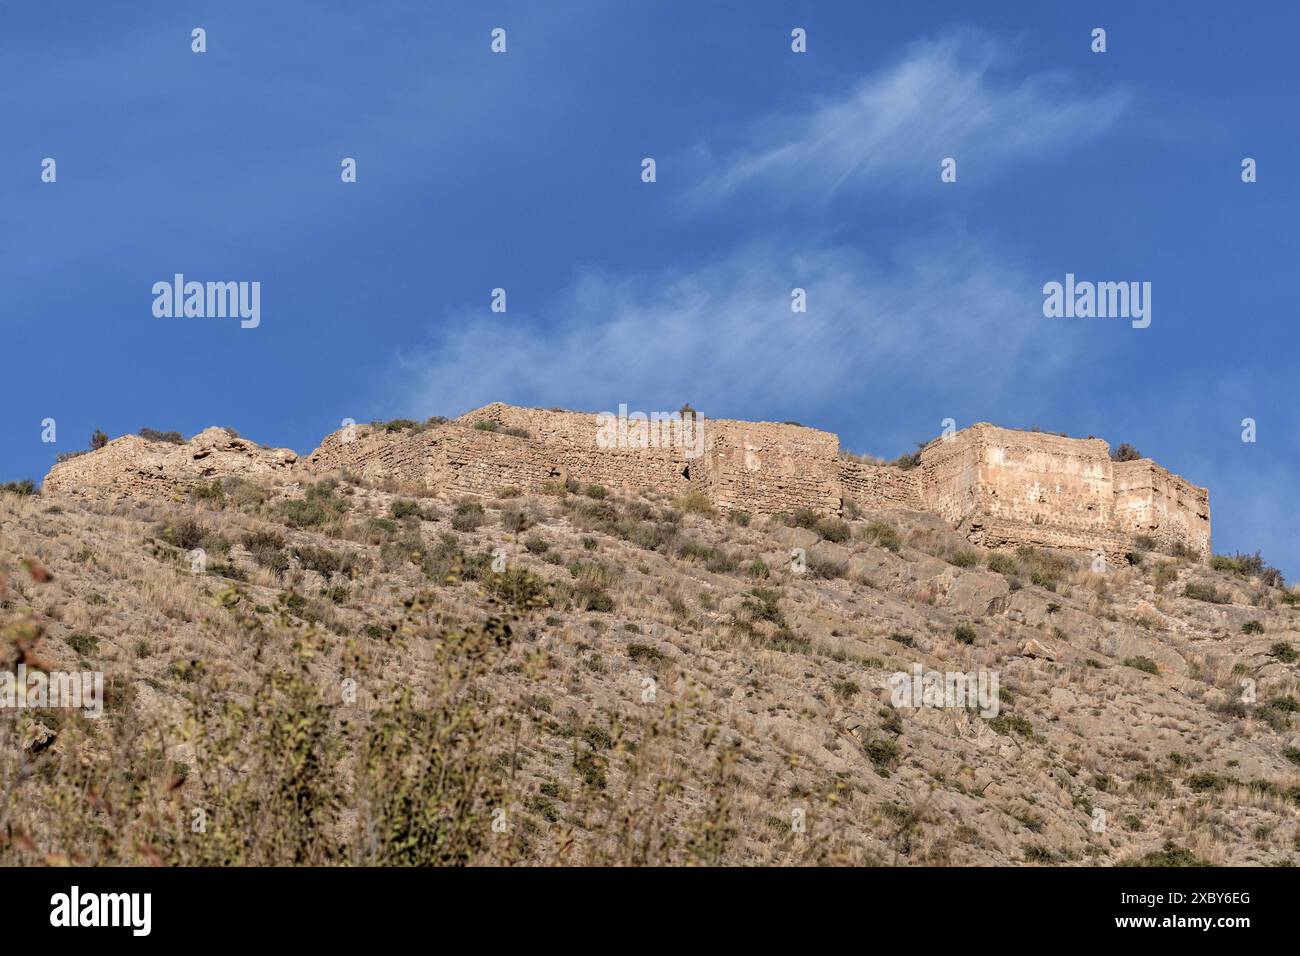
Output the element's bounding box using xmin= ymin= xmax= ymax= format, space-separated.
xmin=43 ymin=402 xmax=1211 ymax=563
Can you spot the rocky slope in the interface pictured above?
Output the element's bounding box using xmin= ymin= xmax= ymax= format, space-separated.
xmin=1 ymin=426 xmax=1298 ymax=866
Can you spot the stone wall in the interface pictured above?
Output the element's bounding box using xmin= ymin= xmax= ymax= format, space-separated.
xmin=838 ymin=457 xmax=923 ymax=511
xmin=913 ymin=424 xmax=1209 ymax=562
xmin=1113 ymin=459 xmax=1211 ymax=558
xmin=43 ymin=405 xmax=1212 ymax=562
xmin=699 ymin=420 xmax=841 ymax=516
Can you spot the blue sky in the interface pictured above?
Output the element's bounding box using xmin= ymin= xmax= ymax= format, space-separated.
xmin=3 ymin=2 xmax=1298 ymax=577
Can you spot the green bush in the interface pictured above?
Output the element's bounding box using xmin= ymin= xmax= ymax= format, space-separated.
xmin=860 ymin=522 xmax=900 ymax=552
xmin=293 ymin=545 xmax=356 ymax=580
xmin=988 ymin=714 xmax=1033 ymax=738
xmin=953 ymin=624 xmax=977 ymax=645
xmin=390 ymin=499 xmax=423 ymax=520
xmin=278 ymin=499 xmax=329 ymax=528
xmin=986 ymin=553 xmax=1018 ymax=576
xmin=627 ymin=643 xmax=669 ymax=666
xmin=451 ymin=499 xmax=486 ymax=532
xmin=1123 ymin=656 xmax=1159 ymax=674
xmin=65 ymin=633 xmax=99 ymax=655
xmin=1184 ymin=581 xmax=1228 ymax=604
xmin=1242 ymin=619 xmax=1265 ymax=635
xmin=1268 ymin=641 xmax=1297 ymax=663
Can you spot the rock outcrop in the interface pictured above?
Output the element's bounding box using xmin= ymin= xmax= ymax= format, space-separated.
xmin=43 ymin=427 xmax=297 ymax=499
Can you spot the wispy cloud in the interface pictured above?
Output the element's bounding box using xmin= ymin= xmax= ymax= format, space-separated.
xmin=686 ymin=31 xmax=1130 ymax=208
xmin=391 ymin=233 xmax=1074 ymax=432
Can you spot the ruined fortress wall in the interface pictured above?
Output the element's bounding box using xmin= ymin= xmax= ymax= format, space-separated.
xmin=308 ymin=424 xmax=561 ymax=495
xmin=1112 ymin=460 xmax=1211 ymax=558
xmin=838 ymin=458 xmax=923 ymax=510
xmin=914 ymin=425 xmax=1210 ymax=560
xmin=456 ymin=404 xmax=841 ymax=515
xmin=916 ymin=433 xmax=982 ymax=526
xmin=921 ymin=425 xmax=1125 ymax=556
xmin=47 ymin=405 xmax=1212 ymax=564
xmin=700 ymin=420 xmax=841 ymax=516
xmin=457 ymin=403 xmax=696 ymax=494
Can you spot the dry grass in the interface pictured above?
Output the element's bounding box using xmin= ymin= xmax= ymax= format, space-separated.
xmin=2 ymin=481 xmax=1299 ymax=866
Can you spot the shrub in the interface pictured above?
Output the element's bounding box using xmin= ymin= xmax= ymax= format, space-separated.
xmin=863 ymin=738 xmax=900 ymax=773
xmin=815 ymin=518 xmax=851 ymax=543
xmin=807 ymin=555 xmax=847 ymax=579
xmin=988 ymin=715 xmax=1033 ymax=738
xmin=1268 ymin=641 xmax=1297 ymax=663
xmin=584 ymin=484 xmax=607 ymax=500
xmin=523 ymin=535 xmax=549 ymax=554
xmin=1121 ymin=841 xmax=1209 ymax=867
xmin=157 ymin=518 xmax=213 ymax=551
xmin=1110 ymin=443 xmax=1142 ymax=462
xmin=499 ymin=506 xmax=534 ymax=534
xmin=953 ymin=624 xmax=977 ymax=645
xmin=480 ymin=566 xmax=551 ymax=610
xmin=1242 ymin=620 xmax=1265 ymax=635
xmin=892 ymin=447 xmax=922 ymax=470
xmin=473 ymin=420 xmax=498 ymax=432
xmin=278 ymin=499 xmax=329 ymax=528
xmin=451 ymin=499 xmax=486 ymax=532
xmin=1185 ymin=772 xmax=1231 ymax=793
xmin=293 ymin=545 xmax=356 ymax=580
xmin=390 ymin=499 xmax=423 ymax=520
xmin=860 ymin=522 xmax=900 ymax=552
xmin=986 ymin=553 xmax=1018 ymax=576
xmin=0 ymin=480 xmax=35 ymax=496
xmin=950 ymin=549 xmax=980 ymax=568
xmin=1123 ymin=656 xmax=1159 ymax=675
xmin=242 ymin=530 xmax=289 ymax=573
xmin=674 ymin=490 xmax=715 ymax=516
xmin=571 ymin=583 xmax=614 ymax=613
xmin=1212 ymin=550 xmax=1284 ymax=587
xmin=1184 ymin=581 xmax=1228 ymax=604
xmin=139 ymin=428 xmax=183 ymax=444
xmin=90 ymin=429 xmax=108 ymax=451
xmin=209 ymin=562 xmax=247 ymax=582
xmin=627 ymin=643 xmax=669 ymax=666
xmin=727 ymin=510 xmax=751 ymax=527
xmin=832 ymin=680 xmax=860 ymax=702
xmin=65 ymin=633 xmax=99 ymax=655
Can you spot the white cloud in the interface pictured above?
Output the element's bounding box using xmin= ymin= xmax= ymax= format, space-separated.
xmin=686 ymin=31 xmax=1130 ymax=208
xmin=392 ymin=235 xmax=1073 ymax=426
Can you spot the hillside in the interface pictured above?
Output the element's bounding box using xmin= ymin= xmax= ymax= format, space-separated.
xmin=1 ymin=419 xmax=1298 ymax=866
